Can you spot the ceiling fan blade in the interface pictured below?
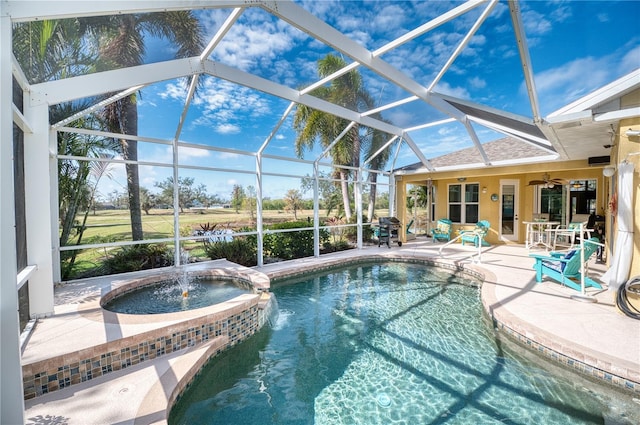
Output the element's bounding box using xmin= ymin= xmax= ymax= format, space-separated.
xmin=550 ymin=178 xmax=569 ymax=185
xmin=527 ymin=180 xmax=546 ymax=186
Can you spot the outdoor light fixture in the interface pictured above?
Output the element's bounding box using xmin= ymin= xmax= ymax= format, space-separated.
xmin=603 ymin=166 xmax=616 ymax=177
xmin=457 ymin=177 xmax=466 ymax=182
xmin=625 ymin=129 xmax=640 ymax=137
xmin=482 ymin=187 xmax=487 ymax=194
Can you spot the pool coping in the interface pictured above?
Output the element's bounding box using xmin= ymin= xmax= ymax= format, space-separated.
xmin=479 ymin=267 xmax=640 ymax=392
xmin=23 ymin=243 xmax=640 ymax=425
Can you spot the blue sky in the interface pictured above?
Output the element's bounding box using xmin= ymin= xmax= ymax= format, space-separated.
xmin=97 ymin=0 xmax=640 ymax=202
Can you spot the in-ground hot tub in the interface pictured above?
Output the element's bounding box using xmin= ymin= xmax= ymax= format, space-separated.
xmin=22 ymin=260 xmax=275 ymax=400
xmin=101 ymin=274 xmax=254 ymax=314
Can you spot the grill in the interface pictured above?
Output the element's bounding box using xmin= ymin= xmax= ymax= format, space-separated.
xmin=376 ymin=216 xmax=402 ymax=248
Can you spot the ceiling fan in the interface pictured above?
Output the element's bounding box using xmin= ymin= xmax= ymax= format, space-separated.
xmin=527 ymin=173 xmax=569 ymax=188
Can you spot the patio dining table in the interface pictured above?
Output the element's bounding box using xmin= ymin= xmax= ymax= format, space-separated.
xmin=523 ymin=221 xmax=559 ymax=250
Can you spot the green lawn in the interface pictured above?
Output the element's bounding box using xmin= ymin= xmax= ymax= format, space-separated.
xmin=78 ymin=208 xmax=324 ymax=241
xmin=62 ymin=208 xmax=389 ymax=279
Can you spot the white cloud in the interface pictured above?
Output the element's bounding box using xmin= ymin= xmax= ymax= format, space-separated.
xmin=156 ymin=77 xmax=273 ymax=135
xmin=433 ymin=81 xmax=470 ymax=99
xmin=200 ymin=8 xmax=305 ymax=76
xmin=620 ymin=45 xmax=640 ymax=74
xmin=217 ymin=151 xmax=240 ymax=160
xmin=178 ymin=146 xmax=211 ymax=160
xmin=521 ymin=9 xmax=552 ymax=37
xmin=372 ymin=5 xmax=406 ymax=31
xmin=159 ymin=81 xmax=188 ymax=100
xmin=215 ymin=123 xmax=241 ymax=134
xmin=386 ymin=110 xmax=415 ymax=128
xmin=469 ymin=76 xmax=486 ymax=89
xmin=532 ymin=57 xmax=614 ymax=113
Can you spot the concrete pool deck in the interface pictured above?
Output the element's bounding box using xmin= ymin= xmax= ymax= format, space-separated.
xmin=22 ymin=240 xmax=640 ymax=425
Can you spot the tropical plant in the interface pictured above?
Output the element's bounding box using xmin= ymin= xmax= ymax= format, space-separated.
xmin=262 ymin=221 xmax=329 ymax=261
xmin=101 ymin=244 xmax=174 ymax=274
xmin=140 ymin=187 xmax=157 ymax=215
xmin=88 ymin=12 xmax=205 ymax=240
xmin=362 ymin=124 xmax=392 ymax=222
xmin=13 ymin=20 xmax=123 ymax=279
xmin=202 ymin=238 xmax=257 ymax=267
xmin=60 ymin=154 xmax=114 ymax=277
xmin=293 ymin=54 xmax=390 ymax=222
xmin=12 ymin=19 xmax=97 ymax=83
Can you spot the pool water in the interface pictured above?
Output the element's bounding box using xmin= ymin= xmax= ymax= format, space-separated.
xmin=170 ymin=263 xmax=638 ymax=424
xmin=103 ymin=276 xmax=252 ymax=314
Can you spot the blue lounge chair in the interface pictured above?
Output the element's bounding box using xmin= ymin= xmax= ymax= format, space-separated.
xmin=430 ymin=219 xmax=452 ymax=242
xmin=530 ymin=237 xmax=602 ymax=291
xmin=460 ymin=220 xmax=490 ymax=247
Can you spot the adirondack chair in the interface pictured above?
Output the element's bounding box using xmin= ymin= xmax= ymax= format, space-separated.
xmin=530 ymin=237 xmax=602 ymax=291
xmin=430 ymin=219 xmax=452 ymax=242
xmin=460 ymin=220 xmax=490 ymax=247
xmin=406 ymin=219 xmax=415 ymax=235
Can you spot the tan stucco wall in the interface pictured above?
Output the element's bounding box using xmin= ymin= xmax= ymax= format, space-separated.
xmin=393 ymin=88 xmax=639 ymax=284
xmin=396 ymin=160 xmax=607 ymax=246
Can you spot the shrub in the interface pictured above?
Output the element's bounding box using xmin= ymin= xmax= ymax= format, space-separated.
xmin=322 ymin=239 xmax=353 ymax=253
xmin=202 ymin=237 xmax=257 ymax=267
xmin=344 ymin=215 xmax=375 ymax=242
xmin=263 ymin=221 xmax=329 ymax=261
xmin=101 ymin=244 xmax=174 ymax=274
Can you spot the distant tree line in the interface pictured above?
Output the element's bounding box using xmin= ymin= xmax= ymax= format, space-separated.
xmin=95 ymin=176 xmax=392 ymax=218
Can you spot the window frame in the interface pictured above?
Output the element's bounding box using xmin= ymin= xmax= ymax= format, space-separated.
xmin=448 ymin=182 xmax=479 ymax=224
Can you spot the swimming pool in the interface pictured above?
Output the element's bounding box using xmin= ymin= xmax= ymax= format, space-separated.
xmin=170 ymin=262 xmax=638 ymax=424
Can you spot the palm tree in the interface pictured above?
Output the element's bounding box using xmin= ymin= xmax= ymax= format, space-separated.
xmin=88 ymin=12 xmax=204 ymax=240
xmin=14 ymin=20 xmax=120 ymax=278
xmin=294 ymin=54 xmax=375 ymax=222
xmin=363 ymin=125 xmax=392 ymax=222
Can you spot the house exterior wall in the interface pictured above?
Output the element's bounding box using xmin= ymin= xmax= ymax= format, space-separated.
xmin=396 ymin=160 xmax=608 ymax=246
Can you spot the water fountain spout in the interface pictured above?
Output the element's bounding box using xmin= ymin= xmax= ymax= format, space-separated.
xmin=178 ymin=249 xmax=191 ymax=298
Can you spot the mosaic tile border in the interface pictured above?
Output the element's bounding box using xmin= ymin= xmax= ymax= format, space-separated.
xmin=22 ymin=297 xmax=267 ymax=400
xmin=269 ymin=254 xmax=483 ymax=288
xmin=494 ymin=320 xmax=640 ymax=394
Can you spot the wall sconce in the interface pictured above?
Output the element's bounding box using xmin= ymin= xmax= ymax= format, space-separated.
xmin=603 ymin=166 xmax=616 ymax=177
xmin=482 ymin=187 xmax=487 ymax=194
xmin=457 ymin=177 xmax=466 ymax=182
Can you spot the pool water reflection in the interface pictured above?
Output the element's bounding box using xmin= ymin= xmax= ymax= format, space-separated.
xmin=170 ymin=263 xmax=637 ymax=424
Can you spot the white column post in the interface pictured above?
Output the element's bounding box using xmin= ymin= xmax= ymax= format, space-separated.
xmin=313 ymin=161 xmax=320 ymax=257
xmin=389 ymin=173 xmax=397 ymax=217
xmin=1 ymin=10 xmax=26 ymax=424
xmin=23 ymin=99 xmax=55 ymax=317
xmin=355 ymin=168 xmax=363 ymax=249
xmin=256 ymin=154 xmax=264 ymax=266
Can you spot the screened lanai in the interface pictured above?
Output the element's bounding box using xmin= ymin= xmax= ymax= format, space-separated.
xmin=2 ymin=1 xmax=640 ymax=422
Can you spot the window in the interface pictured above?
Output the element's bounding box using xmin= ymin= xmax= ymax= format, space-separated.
xmin=448 ymin=183 xmax=479 ymax=223
xmin=569 ymin=179 xmax=597 ymax=216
